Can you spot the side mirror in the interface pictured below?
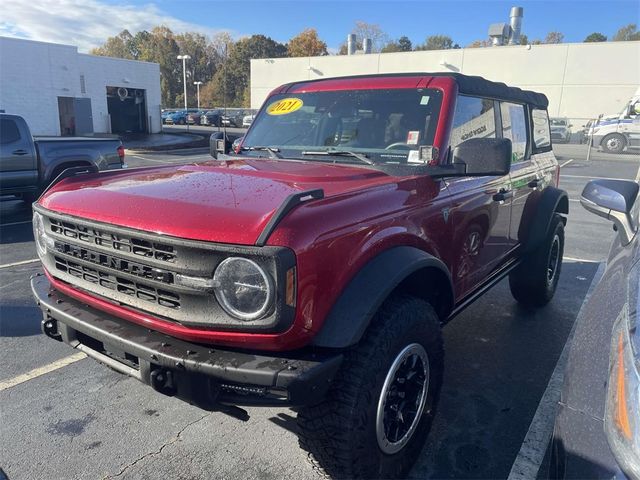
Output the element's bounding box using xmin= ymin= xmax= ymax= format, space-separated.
xmin=209 ymin=132 xmax=233 ymax=159
xmin=581 ymin=179 xmax=639 ymax=245
xmin=451 ymin=138 xmax=512 ymax=176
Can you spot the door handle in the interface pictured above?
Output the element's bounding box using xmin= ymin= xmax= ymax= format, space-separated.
xmin=12 ymin=149 xmax=28 ymax=156
xmin=528 ymin=179 xmax=542 ymax=189
xmin=493 ymin=189 xmax=514 ymax=202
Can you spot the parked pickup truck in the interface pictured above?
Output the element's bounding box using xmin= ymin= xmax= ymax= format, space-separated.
xmin=0 ymin=114 xmax=125 ymax=203
xmin=31 ymin=73 xmax=567 ymax=479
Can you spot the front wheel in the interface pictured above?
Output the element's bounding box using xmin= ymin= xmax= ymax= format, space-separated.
xmin=298 ymin=295 xmax=443 ymax=479
xmin=509 ymin=214 xmax=565 ymax=307
xmin=601 ymin=133 xmax=626 ymax=154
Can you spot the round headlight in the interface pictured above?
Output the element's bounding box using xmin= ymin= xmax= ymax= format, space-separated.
xmin=33 ymin=212 xmax=48 ymax=257
xmin=213 ymin=257 xmax=274 ymax=321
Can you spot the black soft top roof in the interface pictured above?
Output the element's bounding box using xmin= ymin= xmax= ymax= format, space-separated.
xmin=430 ymin=72 xmax=549 ymax=109
xmin=285 ymin=72 xmax=549 ymax=109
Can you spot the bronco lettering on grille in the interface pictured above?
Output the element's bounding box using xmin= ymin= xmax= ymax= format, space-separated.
xmin=55 ymin=242 xmax=174 ymax=284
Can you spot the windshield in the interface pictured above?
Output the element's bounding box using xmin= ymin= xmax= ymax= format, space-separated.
xmin=241 ymin=88 xmax=443 ymax=167
xmin=550 ymin=119 xmax=567 ymax=126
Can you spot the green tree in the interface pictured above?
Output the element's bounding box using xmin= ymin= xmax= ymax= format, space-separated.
xmin=613 ymin=23 xmax=640 ymax=41
xmin=210 ymin=35 xmax=287 ymax=107
xmin=287 ymin=28 xmax=328 ymax=57
xmin=544 ymin=31 xmax=564 ymax=44
xmin=91 ymin=26 xmax=228 ymax=107
xmin=467 ymin=39 xmax=491 ymax=48
xmin=519 ymin=34 xmax=529 ymax=45
xmin=174 ymin=31 xmax=217 ymax=106
xmin=398 ymin=36 xmax=413 ymax=52
xmin=584 ymin=32 xmax=607 ymax=42
xmin=90 ymin=30 xmax=137 ymax=59
xmin=415 ymin=35 xmax=456 ymax=51
xmin=381 ymin=36 xmax=412 ymax=53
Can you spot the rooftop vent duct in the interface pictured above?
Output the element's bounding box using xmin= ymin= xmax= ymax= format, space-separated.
xmin=347 ymin=34 xmax=356 ymax=55
xmin=488 ymin=23 xmax=511 ymax=46
xmin=509 ymin=6 xmax=523 ymax=45
xmin=363 ymin=38 xmax=372 ymax=54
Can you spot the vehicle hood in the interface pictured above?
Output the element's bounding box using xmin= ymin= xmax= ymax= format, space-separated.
xmin=39 ymin=159 xmax=395 ymax=245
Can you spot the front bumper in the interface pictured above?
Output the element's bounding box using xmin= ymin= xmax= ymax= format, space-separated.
xmin=31 ymin=275 xmax=342 ymax=408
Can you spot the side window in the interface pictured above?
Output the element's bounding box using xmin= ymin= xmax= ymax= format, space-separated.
xmin=500 ymin=102 xmax=528 ymax=163
xmin=450 ymin=96 xmax=496 ymax=148
xmin=531 ymin=109 xmax=551 ymax=151
xmin=0 ymin=118 xmax=21 ymax=145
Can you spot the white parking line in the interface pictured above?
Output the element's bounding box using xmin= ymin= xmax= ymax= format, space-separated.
xmin=507 ymin=261 xmax=606 ymax=480
xmin=564 ymin=255 xmax=598 ymax=263
xmin=0 ymin=352 xmax=87 ymax=393
xmin=0 ymin=258 xmax=39 ymax=269
xmin=1 ymin=220 xmax=32 ymax=227
xmin=560 ymin=159 xmax=573 ymax=168
xmin=127 ymin=154 xmax=173 ymax=164
xmin=561 ymin=174 xmax=630 ymax=181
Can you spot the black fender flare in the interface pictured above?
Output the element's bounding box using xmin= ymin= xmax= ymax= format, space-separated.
xmin=311 ymin=246 xmax=454 ymax=349
xmin=521 ymin=186 xmax=569 ymax=252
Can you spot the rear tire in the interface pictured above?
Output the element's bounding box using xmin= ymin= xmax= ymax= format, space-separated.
xmin=297 ymin=295 xmax=443 ymax=479
xmin=601 ymin=133 xmax=626 ymax=154
xmin=509 ymin=214 xmax=564 ymax=307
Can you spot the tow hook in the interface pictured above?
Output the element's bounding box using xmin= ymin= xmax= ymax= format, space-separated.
xmin=42 ymin=317 xmax=62 ymax=341
xmin=150 ymin=369 xmax=176 ymax=396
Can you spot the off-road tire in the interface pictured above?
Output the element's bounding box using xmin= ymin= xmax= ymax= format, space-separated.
xmin=509 ymin=214 xmax=564 ymax=307
xmin=601 ymin=133 xmax=626 ymax=154
xmin=297 ymin=295 xmax=444 ymax=479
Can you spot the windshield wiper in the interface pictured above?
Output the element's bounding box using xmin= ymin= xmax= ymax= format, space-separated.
xmin=301 ymin=150 xmax=374 ymax=165
xmin=240 ymin=146 xmax=282 ymax=159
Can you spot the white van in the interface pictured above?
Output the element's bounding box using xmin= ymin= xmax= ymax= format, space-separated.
xmin=591 ymin=89 xmax=640 ymax=153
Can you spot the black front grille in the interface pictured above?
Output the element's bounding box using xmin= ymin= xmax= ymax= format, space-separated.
xmin=49 ymin=218 xmax=176 ymax=263
xmin=54 ymin=255 xmax=181 ymax=309
xmin=54 ymin=241 xmax=175 ymax=285
xmin=37 ymin=208 xmax=294 ymax=331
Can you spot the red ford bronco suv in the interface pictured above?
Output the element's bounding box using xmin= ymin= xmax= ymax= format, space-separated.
xmin=32 ymin=73 xmax=567 ymax=479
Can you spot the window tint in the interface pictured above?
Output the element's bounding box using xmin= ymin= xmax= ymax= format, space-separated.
xmin=450 ymin=96 xmax=496 ymax=148
xmin=501 ymin=102 xmax=528 ymax=163
xmin=0 ymin=119 xmax=21 ymax=145
xmin=532 ymin=109 xmax=551 ymax=150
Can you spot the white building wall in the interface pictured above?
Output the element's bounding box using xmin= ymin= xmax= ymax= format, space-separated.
xmin=78 ymin=54 xmax=162 ymax=134
xmin=250 ymin=41 xmax=640 ymax=122
xmin=0 ymin=36 xmax=161 ymax=135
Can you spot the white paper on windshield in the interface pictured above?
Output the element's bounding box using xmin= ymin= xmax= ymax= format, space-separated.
xmin=407 ymin=150 xmax=422 ymax=163
xmin=407 ymin=131 xmax=420 ymax=145
xmin=420 ymin=96 xmax=430 ymax=105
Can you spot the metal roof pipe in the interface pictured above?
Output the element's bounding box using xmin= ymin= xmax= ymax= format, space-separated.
xmin=509 ymin=6 xmax=523 ymax=45
xmin=363 ymin=38 xmax=372 ymax=54
xmin=347 ymin=34 xmax=356 ymax=55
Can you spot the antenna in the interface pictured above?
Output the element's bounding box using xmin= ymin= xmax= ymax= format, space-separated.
xmin=223 ymin=42 xmax=227 ymax=144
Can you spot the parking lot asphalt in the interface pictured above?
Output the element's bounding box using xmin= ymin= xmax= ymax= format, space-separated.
xmin=0 ymin=145 xmax=638 ymax=480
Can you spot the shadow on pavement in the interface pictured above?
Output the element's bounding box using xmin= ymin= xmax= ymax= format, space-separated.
xmin=0 ymin=304 xmax=42 ymax=337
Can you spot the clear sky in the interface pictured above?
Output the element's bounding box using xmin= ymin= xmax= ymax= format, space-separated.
xmin=1 ymin=0 xmax=638 ymax=52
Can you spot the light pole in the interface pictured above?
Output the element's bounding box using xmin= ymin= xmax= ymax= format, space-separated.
xmin=176 ymin=54 xmax=191 ymax=112
xmin=193 ymin=81 xmax=203 ymax=110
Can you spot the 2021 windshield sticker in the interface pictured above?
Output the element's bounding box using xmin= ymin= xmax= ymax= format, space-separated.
xmin=266 ymin=98 xmax=303 ymax=115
